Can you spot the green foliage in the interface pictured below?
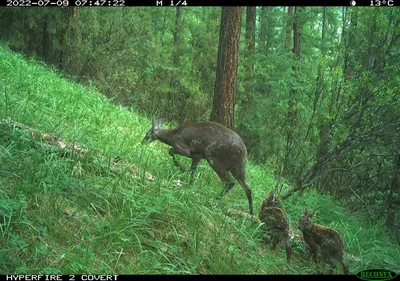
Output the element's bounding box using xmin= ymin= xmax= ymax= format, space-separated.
xmin=0 ymin=7 xmax=221 ymax=124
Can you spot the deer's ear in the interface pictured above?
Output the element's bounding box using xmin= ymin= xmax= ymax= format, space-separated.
xmin=309 ymin=211 xmax=316 ymax=218
xmin=152 ymin=118 xmax=163 ymax=130
xmin=272 ymin=189 xmax=279 ymax=201
xmin=156 ymin=119 xmax=163 ymax=127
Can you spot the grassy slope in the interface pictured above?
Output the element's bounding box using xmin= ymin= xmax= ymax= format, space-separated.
xmin=0 ymin=45 xmax=399 ymax=274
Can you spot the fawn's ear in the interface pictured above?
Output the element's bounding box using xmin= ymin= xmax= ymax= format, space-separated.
xmin=309 ymin=211 xmax=316 ymax=218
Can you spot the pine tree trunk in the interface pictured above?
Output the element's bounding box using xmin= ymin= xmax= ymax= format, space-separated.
xmin=210 ymin=7 xmax=242 ymax=130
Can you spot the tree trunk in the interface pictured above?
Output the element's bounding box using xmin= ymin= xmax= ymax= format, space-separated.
xmin=343 ymin=8 xmax=357 ymax=81
xmin=172 ymin=7 xmax=184 ymax=124
xmin=245 ymin=7 xmax=256 ymax=73
xmin=173 ymin=7 xmax=182 ymax=46
xmin=259 ymin=7 xmax=267 ymax=53
xmin=241 ymin=7 xmax=256 ymax=114
xmin=42 ymin=13 xmax=51 ymax=62
xmin=66 ymin=7 xmax=79 ymax=76
xmin=285 ymin=7 xmax=294 ymax=51
xmin=316 ymin=7 xmax=329 ymax=164
xmin=287 ymin=6 xmax=302 ymax=124
xmin=385 ymin=154 xmax=400 ymax=229
xmin=210 ymin=7 xmax=242 ymax=130
xmin=292 ymin=7 xmax=303 ymax=60
xmin=173 ymin=7 xmax=182 ymax=67
xmin=283 ymin=6 xmax=303 ymax=174
xmin=162 ymin=9 xmax=168 ymax=43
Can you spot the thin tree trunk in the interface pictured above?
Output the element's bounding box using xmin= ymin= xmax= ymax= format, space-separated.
xmin=316 ymin=7 xmax=329 ymax=163
xmin=259 ymin=7 xmax=267 ymax=53
xmin=283 ymin=6 xmax=303 ymax=173
xmin=285 ymin=7 xmax=294 ymax=51
xmin=241 ymin=7 xmax=256 ymax=114
xmin=173 ymin=7 xmax=182 ymax=47
xmin=245 ymin=7 xmax=256 ymax=73
xmin=66 ymin=7 xmax=79 ymax=76
xmin=42 ymin=13 xmax=51 ymax=62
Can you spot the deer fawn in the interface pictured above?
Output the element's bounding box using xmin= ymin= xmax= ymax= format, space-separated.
xmin=141 ymin=119 xmax=254 ymax=216
xmin=258 ymin=189 xmax=292 ymax=262
xmin=298 ymin=208 xmax=349 ymax=274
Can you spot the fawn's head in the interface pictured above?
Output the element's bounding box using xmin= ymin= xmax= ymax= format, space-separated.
xmin=142 ymin=119 xmax=163 ymax=144
xmin=298 ymin=208 xmax=316 ymax=231
xmin=261 ymin=189 xmax=281 ymax=208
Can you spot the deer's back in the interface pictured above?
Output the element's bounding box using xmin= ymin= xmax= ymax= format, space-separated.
xmin=259 ymin=206 xmax=290 ymax=233
xmin=177 ymin=122 xmax=247 ymax=160
xmin=306 ymin=224 xmax=344 ymax=251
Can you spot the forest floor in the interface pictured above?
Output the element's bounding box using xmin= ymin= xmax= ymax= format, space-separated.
xmin=1 ymin=45 xmax=399 ymax=274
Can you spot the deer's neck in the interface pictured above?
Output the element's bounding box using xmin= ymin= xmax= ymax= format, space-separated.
xmin=156 ymin=128 xmax=180 ymax=146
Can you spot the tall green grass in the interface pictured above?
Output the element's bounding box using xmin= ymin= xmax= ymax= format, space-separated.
xmin=0 ymin=45 xmax=399 ymax=274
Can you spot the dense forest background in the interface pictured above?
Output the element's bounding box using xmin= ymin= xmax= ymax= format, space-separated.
xmin=1 ymin=7 xmax=399 ymax=239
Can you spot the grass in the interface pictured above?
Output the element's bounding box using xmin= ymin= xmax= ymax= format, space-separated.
xmin=0 ymin=44 xmax=399 ymax=274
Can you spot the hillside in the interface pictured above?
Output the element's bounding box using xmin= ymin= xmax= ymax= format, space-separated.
xmin=1 ymin=45 xmax=399 ymax=274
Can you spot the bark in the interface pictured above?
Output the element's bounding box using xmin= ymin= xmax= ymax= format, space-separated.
xmin=245 ymin=7 xmax=256 ymax=73
xmin=259 ymin=7 xmax=267 ymax=53
xmin=283 ymin=7 xmax=304 ymax=174
xmin=241 ymin=7 xmax=256 ymax=114
xmin=210 ymin=7 xmax=242 ymax=130
xmin=285 ymin=7 xmax=294 ymax=51
xmin=315 ymin=7 xmax=329 ymax=163
xmin=42 ymin=15 xmax=51 ymax=62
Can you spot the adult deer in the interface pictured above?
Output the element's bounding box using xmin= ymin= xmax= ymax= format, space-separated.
xmin=141 ymin=119 xmax=254 ymax=216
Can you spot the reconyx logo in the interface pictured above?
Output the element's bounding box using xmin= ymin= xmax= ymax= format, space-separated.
xmin=357 ymin=268 xmax=397 ymax=281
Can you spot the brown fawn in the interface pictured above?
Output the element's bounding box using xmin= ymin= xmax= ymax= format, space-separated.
xmin=141 ymin=119 xmax=254 ymax=216
xmin=258 ymin=189 xmax=292 ymax=262
xmin=298 ymin=208 xmax=349 ymax=274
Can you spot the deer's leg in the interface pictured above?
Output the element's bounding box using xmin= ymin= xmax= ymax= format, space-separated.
xmin=207 ymin=158 xmax=235 ymax=198
xmin=189 ymin=157 xmax=201 ymax=185
xmin=335 ymin=252 xmax=349 ymax=275
xmin=169 ymin=146 xmax=191 ymax=172
xmin=271 ymin=235 xmax=279 ymax=250
xmin=308 ymin=243 xmax=319 ymax=264
xmin=220 ymin=182 xmax=235 ymax=196
xmin=322 ymin=252 xmax=336 ymax=275
xmin=340 ymin=260 xmax=349 ymax=275
xmin=284 ymin=237 xmax=293 ymax=262
xmin=231 ymin=166 xmax=254 ymax=216
xmin=169 ymin=150 xmax=186 ymax=172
